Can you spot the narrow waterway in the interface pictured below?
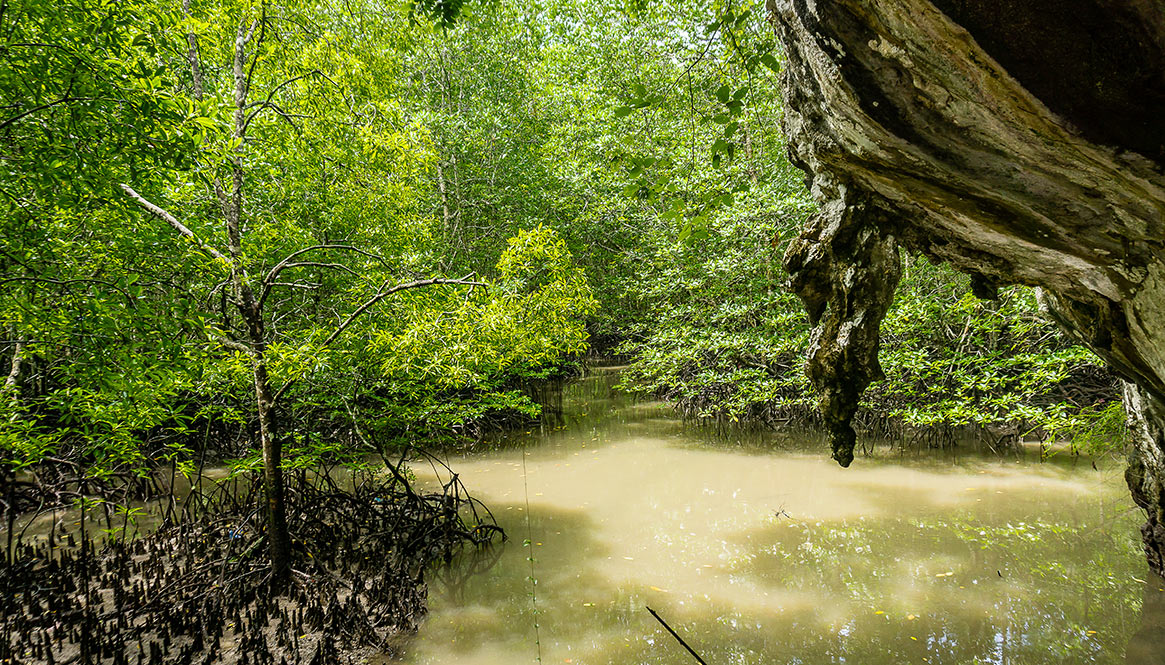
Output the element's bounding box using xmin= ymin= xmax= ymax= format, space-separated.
xmin=405 ymin=365 xmax=1161 ymax=665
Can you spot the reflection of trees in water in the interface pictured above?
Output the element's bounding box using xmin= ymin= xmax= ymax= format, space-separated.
xmin=430 ymin=539 xmax=507 ymax=604
xmin=481 ymin=367 xmax=673 ymax=449
xmin=724 ymin=506 xmax=1144 ymax=664
xmin=411 ymin=367 xmax=1147 ymax=664
xmin=413 ymin=497 xmax=1147 ymax=664
xmin=523 ymin=378 xmax=565 ymax=428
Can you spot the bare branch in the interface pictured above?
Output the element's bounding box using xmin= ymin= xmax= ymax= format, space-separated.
xmin=260 ymin=72 xmax=321 ymax=105
xmin=263 ymin=244 xmax=388 ymax=286
xmin=241 ymin=67 xmax=322 ymax=134
xmin=260 ymin=244 xmax=391 ymax=306
xmin=269 ymin=281 xmax=321 ymax=290
xmin=270 ymin=274 xmax=484 ymax=404
xmin=245 ymin=71 xmax=319 ymax=111
xmin=646 ymin=607 xmax=709 ymax=665
xmin=270 ymin=262 xmax=360 ymax=278
xmin=0 ymin=97 xmax=85 ymax=130
xmin=243 ymin=101 xmax=304 ymax=133
xmin=319 ymin=274 xmax=484 ymax=350
xmin=241 ymin=16 xmax=261 ymax=48
xmin=119 ymin=185 xmax=230 ymax=264
xmin=0 ymin=276 xmax=138 ymax=309
xmin=4 ymin=340 xmax=24 ymax=395
xmin=258 ymin=261 xmax=361 ymax=308
xmin=317 ymin=72 xmax=342 ymax=92
xmin=242 ymin=5 xmax=266 ymax=93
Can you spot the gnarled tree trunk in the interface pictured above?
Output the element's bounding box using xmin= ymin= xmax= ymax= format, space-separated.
xmin=769 ymin=0 xmax=1165 ymax=572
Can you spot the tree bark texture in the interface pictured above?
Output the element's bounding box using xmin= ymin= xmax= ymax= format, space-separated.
xmin=770 ymin=0 xmax=1165 ymax=572
xmin=251 ymin=346 xmax=291 ymax=579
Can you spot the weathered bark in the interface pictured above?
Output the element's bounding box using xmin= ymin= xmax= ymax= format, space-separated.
xmin=251 ymin=344 xmax=291 ymax=579
xmin=1126 ymin=386 xmax=1165 ymax=574
xmin=181 ymin=0 xmax=204 ymax=101
xmin=770 ymin=0 xmax=1165 ymax=571
xmin=785 ymin=186 xmax=901 ymax=466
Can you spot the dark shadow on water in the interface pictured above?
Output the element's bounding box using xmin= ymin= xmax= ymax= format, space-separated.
xmin=401 ymin=504 xmax=616 ymax=660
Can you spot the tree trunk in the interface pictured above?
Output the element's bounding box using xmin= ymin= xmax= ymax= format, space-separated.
xmin=251 ymin=348 xmax=291 ymax=580
xmin=1126 ymin=386 xmax=1165 ymax=573
xmin=126 ymin=5 xmax=293 ymax=585
xmin=224 ymin=11 xmax=292 ymax=586
xmin=237 ymin=273 xmax=291 ymax=583
xmin=436 ymin=157 xmax=453 ymax=237
xmin=3 ymin=340 xmax=23 ymax=396
xmin=769 ymin=0 xmax=1165 ymax=572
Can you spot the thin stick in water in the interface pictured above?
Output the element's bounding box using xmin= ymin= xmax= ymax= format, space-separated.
xmin=646 ymin=606 xmax=709 ymax=665
xmin=523 ymin=451 xmax=542 ymax=664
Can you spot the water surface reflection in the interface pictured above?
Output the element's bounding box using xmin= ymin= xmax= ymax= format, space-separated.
xmin=406 ymin=367 xmax=1158 ymax=664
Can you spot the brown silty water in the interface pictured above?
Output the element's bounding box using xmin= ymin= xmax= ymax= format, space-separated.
xmin=405 ymin=365 xmax=1164 ymax=665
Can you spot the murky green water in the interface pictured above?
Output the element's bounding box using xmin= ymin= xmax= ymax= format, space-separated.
xmin=406 ymin=366 xmax=1163 ymax=665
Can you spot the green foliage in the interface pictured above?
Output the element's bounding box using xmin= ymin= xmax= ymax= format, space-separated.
xmin=342 ymin=225 xmax=596 ymax=444
xmin=616 ymin=193 xmax=817 ymax=422
xmin=1043 ymin=399 xmax=1129 ymax=458
xmin=622 ymin=237 xmax=1123 ymax=449
xmin=514 ymin=0 xmax=1125 ymax=451
xmin=0 ymin=0 xmax=598 ymax=483
xmin=874 ymin=264 xmax=1120 ymax=444
xmin=0 ymin=0 xmax=212 ymax=476
xmin=0 ymin=0 xmax=1127 ymax=490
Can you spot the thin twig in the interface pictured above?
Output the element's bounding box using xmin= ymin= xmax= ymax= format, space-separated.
xmin=646 ymin=606 xmax=709 ymax=665
xmin=270 ymin=274 xmax=484 ymax=404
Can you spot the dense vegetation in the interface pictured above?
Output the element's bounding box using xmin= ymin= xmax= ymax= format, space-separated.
xmin=1 ymin=0 xmax=1123 ymax=606
xmin=0 ymin=0 xmax=598 ymax=495
xmin=0 ymin=0 xmax=1135 ymax=662
xmin=1 ymin=0 xmax=1126 ymax=516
